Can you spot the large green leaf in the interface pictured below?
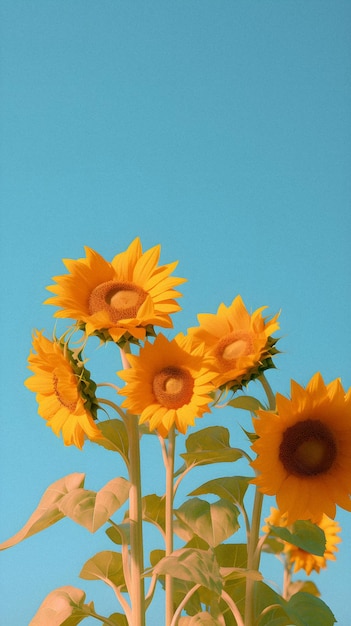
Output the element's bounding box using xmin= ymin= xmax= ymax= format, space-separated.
xmin=92 ymin=419 xmax=129 ymax=463
xmin=154 ymin=548 xmax=222 ymax=594
xmin=189 ymin=476 xmax=250 ymax=508
xmin=285 ymin=592 xmax=336 ymax=626
xmin=175 ymin=497 xmax=240 ymax=547
xmin=268 ymin=520 xmax=326 ymax=556
xmin=28 ymin=585 xmax=91 ymax=626
xmin=254 ymin=582 xmax=336 ymax=626
xmin=181 ymin=427 xmax=244 ymax=467
xmin=0 ymin=473 xmax=85 ymax=550
xmin=59 ymin=477 xmax=130 ymax=532
xmin=80 ymin=550 xmax=125 ymax=590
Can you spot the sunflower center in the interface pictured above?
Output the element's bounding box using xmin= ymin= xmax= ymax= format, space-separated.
xmin=216 ymin=331 xmax=254 ymax=364
xmin=53 ymin=373 xmax=77 ymax=412
xmin=88 ymin=281 xmax=147 ymax=323
xmin=152 ymin=366 xmax=194 ymax=409
xmin=279 ymin=419 xmax=337 ymax=476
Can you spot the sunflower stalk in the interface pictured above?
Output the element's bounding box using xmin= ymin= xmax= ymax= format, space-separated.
xmin=245 ymin=374 xmax=277 ymax=626
xmin=165 ymin=426 xmax=176 ymax=626
xmin=121 ymin=347 xmax=146 ymax=626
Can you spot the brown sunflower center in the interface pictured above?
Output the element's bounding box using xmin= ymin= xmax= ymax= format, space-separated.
xmin=216 ymin=331 xmax=254 ymax=364
xmin=152 ymin=366 xmax=194 ymax=409
xmin=88 ymin=281 xmax=147 ymax=323
xmin=279 ymin=419 xmax=337 ymax=477
xmin=53 ymin=373 xmax=77 ymax=412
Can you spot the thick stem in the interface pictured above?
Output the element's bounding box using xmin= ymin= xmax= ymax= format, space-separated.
xmin=120 ymin=347 xmax=145 ymax=626
xmin=244 ymin=487 xmax=264 ymax=626
xmin=126 ymin=411 xmax=145 ymax=626
xmin=165 ymin=426 xmax=176 ymax=626
xmin=244 ymin=374 xmax=277 ymax=626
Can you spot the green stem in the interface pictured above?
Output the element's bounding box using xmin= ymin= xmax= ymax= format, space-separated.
xmin=126 ymin=412 xmax=145 ymax=626
xmin=120 ymin=347 xmax=145 ymax=626
xmin=245 ymin=374 xmax=277 ymax=626
xmin=165 ymin=426 xmax=176 ymax=626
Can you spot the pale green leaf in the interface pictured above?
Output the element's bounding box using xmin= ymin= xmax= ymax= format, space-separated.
xmin=269 ymin=521 xmax=326 ymax=556
xmin=92 ymin=420 xmax=129 ymax=462
xmin=154 ymin=548 xmax=222 ymax=594
xmin=59 ymin=477 xmax=130 ymax=532
xmin=29 ymin=585 xmax=90 ymax=626
xmin=106 ymin=523 xmax=130 ymax=545
xmin=215 ymin=543 xmax=247 ymax=569
xmin=189 ymin=476 xmax=250 ymax=508
xmin=142 ymin=494 xmax=166 ymax=533
xmin=102 ymin=614 xmax=128 ymax=626
xmin=227 ymin=396 xmax=264 ymax=412
xmin=179 ymin=613 xmax=222 ymax=625
xmin=0 ymin=473 xmax=85 ymax=550
xmin=175 ymin=498 xmax=240 ymax=547
xmin=181 ymin=427 xmax=244 ymax=467
xmin=287 ymin=580 xmax=320 ymax=599
xmin=80 ymin=550 xmax=125 ymax=590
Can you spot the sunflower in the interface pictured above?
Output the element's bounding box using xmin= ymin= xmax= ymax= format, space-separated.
xmin=118 ymin=333 xmax=215 ymax=437
xmin=251 ymin=373 xmax=351 ymax=523
xmin=188 ymin=295 xmax=279 ymax=391
xmin=264 ymin=507 xmax=341 ymax=575
xmin=25 ymin=331 xmax=101 ymax=449
xmin=45 ymin=238 xmax=186 ymax=343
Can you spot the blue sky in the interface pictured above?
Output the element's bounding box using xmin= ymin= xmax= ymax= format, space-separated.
xmin=0 ymin=1 xmax=350 ymax=624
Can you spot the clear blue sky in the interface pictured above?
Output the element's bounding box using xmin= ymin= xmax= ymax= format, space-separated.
xmin=0 ymin=1 xmax=350 ymax=624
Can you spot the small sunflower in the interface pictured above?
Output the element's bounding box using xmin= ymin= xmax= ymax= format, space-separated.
xmin=45 ymin=238 xmax=186 ymax=343
xmin=188 ymin=295 xmax=279 ymax=391
xmin=251 ymin=373 xmax=351 ymax=523
xmin=264 ymin=507 xmax=341 ymax=575
xmin=25 ymin=331 xmax=101 ymax=449
xmin=118 ymin=333 xmax=215 ymax=436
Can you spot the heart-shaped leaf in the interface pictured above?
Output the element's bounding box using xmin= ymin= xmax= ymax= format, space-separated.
xmin=59 ymin=477 xmax=130 ymax=532
xmin=268 ymin=521 xmax=326 ymax=556
xmin=80 ymin=550 xmax=125 ymax=589
xmin=154 ymin=548 xmax=222 ymax=594
xmin=28 ymin=585 xmax=91 ymax=626
xmin=175 ymin=498 xmax=240 ymax=547
xmin=181 ymin=427 xmax=244 ymax=467
xmin=91 ymin=419 xmax=129 ymax=463
xmin=0 ymin=473 xmax=85 ymax=550
xmin=189 ymin=476 xmax=250 ymax=508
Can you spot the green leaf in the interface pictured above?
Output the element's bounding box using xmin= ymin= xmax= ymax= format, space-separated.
xmin=59 ymin=477 xmax=130 ymax=532
xmin=179 ymin=613 xmax=222 ymax=625
xmin=287 ymin=580 xmax=320 ymax=599
xmin=285 ymin=592 xmax=336 ymax=626
xmin=181 ymin=427 xmax=244 ymax=467
xmin=254 ymin=582 xmax=336 ymax=626
xmin=102 ymin=615 xmax=128 ymax=626
xmin=214 ymin=543 xmax=247 ymax=569
xmin=154 ymin=548 xmax=222 ymax=594
xmin=149 ymin=549 xmax=166 ymax=568
xmin=269 ymin=520 xmax=326 ymax=556
xmin=106 ymin=523 xmax=130 ymax=545
xmin=174 ymin=498 xmax=240 ymax=547
xmin=227 ymin=396 xmax=264 ymax=412
xmin=28 ymin=585 xmax=91 ymax=626
xmin=80 ymin=550 xmax=125 ymax=590
xmin=189 ymin=476 xmax=250 ymax=508
xmin=92 ymin=419 xmax=129 ymax=462
xmin=0 ymin=473 xmax=85 ymax=550
xmin=142 ymin=494 xmax=166 ymax=534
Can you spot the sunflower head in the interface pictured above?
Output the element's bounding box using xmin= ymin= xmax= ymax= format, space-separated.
xmin=118 ymin=333 xmax=216 ymax=437
xmin=25 ymin=331 xmax=101 ymax=449
xmin=251 ymin=373 xmax=351 ymax=523
xmin=188 ymin=295 xmax=280 ymax=393
xmin=264 ymin=507 xmax=341 ymax=576
xmin=45 ymin=238 xmax=186 ymax=346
